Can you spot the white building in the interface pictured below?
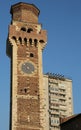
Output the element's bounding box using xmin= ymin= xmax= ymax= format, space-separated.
xmin=43 ymin=73 xmax=73 ymax=130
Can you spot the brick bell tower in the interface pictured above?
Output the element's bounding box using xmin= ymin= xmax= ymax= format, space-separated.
xmin=6 ymin=2 xmax=47 ymax=130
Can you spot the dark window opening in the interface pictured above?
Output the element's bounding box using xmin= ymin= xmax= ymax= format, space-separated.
xmin=12 ymin=36 xmax=16 ymax=42
xmin=34 ymin=39 xmax=38 ymax=44
xmin=24 ymin=88 xmax=27 ymax=93
xmin=39 ymin=40 xmax=45 ymax=43
xmin=21 ymin=27 xmax=26 ymax=31
xmin=24 ymin=38 xmax=27 ymax=43
xmin=27 ymin=28 xmax=33 ymax=33
xmin=34 ymin=39 xmax=38 ymax=47
xmin=29 ymin=38 xmax=32 ymax=45
xmin=30 ymin=53 xmax=34 ymax=57
xmin=19 ymin=37 xmax=22 ymax=44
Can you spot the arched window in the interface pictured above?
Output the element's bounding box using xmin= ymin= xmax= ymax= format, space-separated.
xmin=12 ymin=36 xmax=16 ymax=42
xmin=19 ymin=37 xmax=22 ymax=44
xmin=29 ymin=38 xmax=32 ymax=45
xmin=34 ymin=39 xmax=38 ymax=44
xmin=24 ymin=88 xmax=28 ymax=93
xmin=27 ymin=28 xmax=33 ymax=33
xmin=34 ymin=39 xmax=38 ymax=47
xmin=39 ymin=40 xmax=45 ymax=43
xmin=21 ymin=27 xmax=26 ymax=31
xmin=24 ymin=38 xmax=27 ymax=44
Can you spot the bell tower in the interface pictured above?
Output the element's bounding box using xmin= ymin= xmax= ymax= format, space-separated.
xmin=6 ymin=2 xmax=47 ymax=130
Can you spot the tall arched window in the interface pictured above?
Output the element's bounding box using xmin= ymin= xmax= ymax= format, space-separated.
xmin=12 ymin=36 xmax=16 ymax=42
xmin=34 ymin=39 xmax=38 ymax=47
xmin=29 ymin=38 xmax=32 ymax=45
xmin=24 ymin=38 xmax=27 ymax=44
xmin=19 ymin=37 xmax=22 ymax=44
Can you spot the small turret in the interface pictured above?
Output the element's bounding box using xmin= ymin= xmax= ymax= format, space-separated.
xmin=10 ymin=2 xmax=40 ymax=23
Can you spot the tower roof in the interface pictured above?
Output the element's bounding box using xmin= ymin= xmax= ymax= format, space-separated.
xmin=10 ymin=2 xmax=40 ymax=17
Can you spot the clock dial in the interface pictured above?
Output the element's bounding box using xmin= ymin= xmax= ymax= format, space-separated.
xmin=21 ymin=62 xmax=35 ymax=74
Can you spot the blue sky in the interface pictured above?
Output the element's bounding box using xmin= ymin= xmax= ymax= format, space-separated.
xmin=0 ymin=0 xmax=81 ymax=129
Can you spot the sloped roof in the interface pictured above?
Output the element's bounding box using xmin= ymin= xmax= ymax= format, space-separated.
xmin=60 ymin=113 xmax=81 ymax=125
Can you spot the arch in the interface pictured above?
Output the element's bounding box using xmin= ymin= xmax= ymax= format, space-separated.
xmin=27 ymin=28 xmax=33 ymax=33
xmin=21 ymin=27 xmax=26 ymax=31
xmin=34 ymin=39 xmax=38 ymax=47
xmin=19 ymin=37 xmax=22 ymax=44
xmin=12 ymin=36 xmax=16 ymax=42
xmin=29 ymin=38 xmax=32 ymax=45
xmin=24 ymin=38 xmax=27 ymax=44
xmin=39 ymin=39 xmax=45 ymax=43
xmin=34 ymin=39 xmax=38 ymax=44
xmin=24 ymin=88 xmax=28 ymax=93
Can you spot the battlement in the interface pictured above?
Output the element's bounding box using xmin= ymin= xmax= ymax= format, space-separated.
xmin=7 ymin=24 xmax=47 ymax=51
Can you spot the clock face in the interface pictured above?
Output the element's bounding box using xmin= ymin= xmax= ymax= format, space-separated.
xmin=21 ymin=62 xmax=35 ymax=74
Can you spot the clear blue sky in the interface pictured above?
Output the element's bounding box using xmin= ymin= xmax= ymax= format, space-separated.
xmin=0 ymin=0 xmax=81 ymax=129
